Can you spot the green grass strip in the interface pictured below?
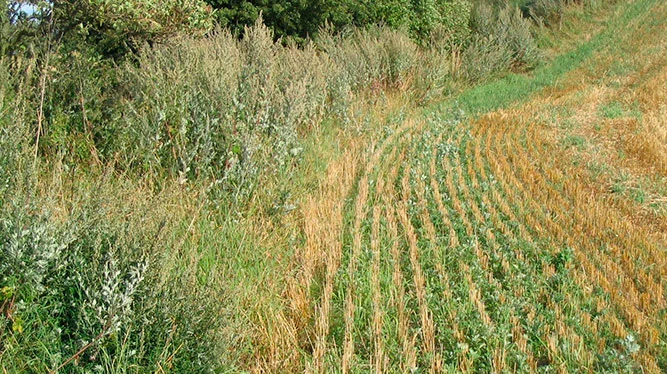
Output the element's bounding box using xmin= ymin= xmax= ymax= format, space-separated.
xmin=431 ymin=0 xmax=658 ymax=116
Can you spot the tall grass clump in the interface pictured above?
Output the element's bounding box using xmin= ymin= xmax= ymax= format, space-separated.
xmin=0 ymin=59 xmax=28 ymax=200
xmin=121 ymin=20 xmax=426 ymax=201
xmin=317 ymin=26 xmax=419 ymax=92
xmin=120 ymin=18 xmax=330 ymax=201
xmin=520 ymin=0 xmax=567 ymax=27
xmin=462 ymin=3 xmax=540 ymax=82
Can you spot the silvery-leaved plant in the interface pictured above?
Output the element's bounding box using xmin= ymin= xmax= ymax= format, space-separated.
xmin=82 ymin=251 xmax=149 ymax=336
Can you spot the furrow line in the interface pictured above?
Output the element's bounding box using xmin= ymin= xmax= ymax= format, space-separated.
xmin=341 ymin=170 xmax=369 ymax=373
xmin=428 ymin=131 xmax=471 ymax=371
xmin=428 ymin=125 xmax=482 ymax=371
xmin=340 ymin=121 xmax=415 ymax=372
xmin=397 ymin=147 xmax=438 ymax=372
xmin=384 ymin=145 xmax=419 ymax=371
xmin=463 ymin=134 xmax=538 ymax=372
xmin=308 ymin=147 xmax=360 ymax=373
xmin=413 ymin=133 xmax=460 ymax=371
xmin=439 ymin=127 xmax=491 ymax=372
xmin=371 ymin=190 xmax=385 ymax=372
xmin=368 ymin=139 xmax=405 ymax=372
xmin=444 ymin=130 xmax=494 ymax=329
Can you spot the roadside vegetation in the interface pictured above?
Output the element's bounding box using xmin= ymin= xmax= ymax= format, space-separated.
xmin=1 ymin=0 xmax=665 ymax=372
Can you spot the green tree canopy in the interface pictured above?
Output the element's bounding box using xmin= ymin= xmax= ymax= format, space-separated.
xmin=4 ymin=0 xmax=215 ymax=58
xmin=207 ymin=0 xmax=472 ymax=45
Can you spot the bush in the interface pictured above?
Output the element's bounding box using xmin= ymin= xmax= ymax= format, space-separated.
xmin=38 ymin=50 xmax=122 ymax=165
xmin=435 ymin=0 xmax=474 ymax=48
xmin=208 ymin=0 xmax=472 ymax=45
xmin=0 ymin=191 xmax=233 ymax=372
xmin=57 ymin=0 xmax=215 ymax=58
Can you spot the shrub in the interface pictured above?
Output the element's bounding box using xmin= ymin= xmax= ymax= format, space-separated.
xmin=208 ymin=0 xmax=470 ymax=45
xmin=57 ymin=0 xmax=215 ymax=58
xmin=437 ymin=0 xmax=474 ymax=48
xmin=38 ymin=50 xmax=122 ymax=165
xmin=410 ymin=0 xmax=473 ymax=46
xmin=0 ymin=175 xmax=231 ymax=372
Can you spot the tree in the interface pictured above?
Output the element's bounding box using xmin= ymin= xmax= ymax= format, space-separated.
xmin=59 ymin=0 xmax=214 ymax=57
xmin=208 ymin=0 xmax=322 ymax=42
xmin=205 ymin=0 xmax=471 ymax=45
xmin=3 ymin=1 xmax=215 ymax=58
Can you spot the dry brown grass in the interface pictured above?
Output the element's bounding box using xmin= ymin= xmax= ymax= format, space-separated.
xmin=473 ymin=105 xmax=662 ymax=367
xmin=301 ymin=145 xmax=362 ymax=373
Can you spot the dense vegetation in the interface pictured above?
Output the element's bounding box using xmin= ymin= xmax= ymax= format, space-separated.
xmin=2 ymin=0 xmax=665 ymax=372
